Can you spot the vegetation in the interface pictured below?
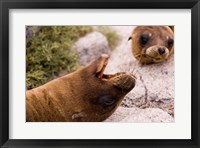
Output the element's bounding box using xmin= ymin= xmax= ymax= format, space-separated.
xmin=26 ymin=26 xmax=92 ymax=90
xmin=97 ymin=26 xmax=120 ymax=50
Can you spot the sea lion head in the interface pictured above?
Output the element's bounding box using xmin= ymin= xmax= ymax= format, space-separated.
xmin=129 ymin=26 xmax=174 ymax=64
xmin=71 ymin=54 xmax=136 ymax=122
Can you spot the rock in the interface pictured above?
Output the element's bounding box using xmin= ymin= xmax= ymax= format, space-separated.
xmin=105 ymin=106 xmax=173 ymax=122
xmin=26 ymin=26 xmax=41 ymax=43
xmin=104 ymin=26 xmax=174 ymax=116
xmin=74 ymin=31 xmax=111 ymax=66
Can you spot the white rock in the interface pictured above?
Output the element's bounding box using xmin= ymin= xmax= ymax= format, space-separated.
xmin=105 ymin=106 xmax=174 ymax=122
xmin=74 ymin=31 xmax=111 ymax=66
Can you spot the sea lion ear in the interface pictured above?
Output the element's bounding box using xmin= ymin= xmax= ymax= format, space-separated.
xmin=168 ymin=26 xmax=174 ymax=32
xmin=128 ymin=37 xmax=132 ymax=41
xmin=85 ymin=54 xmax=109 ymax=75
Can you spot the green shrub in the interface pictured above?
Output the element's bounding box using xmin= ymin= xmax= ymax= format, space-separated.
xmin=26 ymin=26 xmax=92 ymax=90
xmin=97 ymin=26 xmax=120 ymax=50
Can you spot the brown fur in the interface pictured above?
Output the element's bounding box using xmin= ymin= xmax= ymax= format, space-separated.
xmin=26 ymin=54 xmax=136 ymax=122
xmin=130 ymin=26 xmax=174 ymax=64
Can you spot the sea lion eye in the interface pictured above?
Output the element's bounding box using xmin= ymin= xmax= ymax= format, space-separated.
xmin=140 ymin=33 xmax=150 ymax=45
xmin=98 ymin=95 xmax=115 ymax=106
xmin=167 ymin=38 xmax=174 ymax=48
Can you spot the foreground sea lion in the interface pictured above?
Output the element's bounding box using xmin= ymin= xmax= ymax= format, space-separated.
xmin=129 ymin=26 xmax=174 ymax=64
xmin=26 ymin=54 xmax=136 ymax=122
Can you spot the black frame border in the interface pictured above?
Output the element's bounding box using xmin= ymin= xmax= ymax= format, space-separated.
xmin=0 ymin=0 xmax=200 ymax=148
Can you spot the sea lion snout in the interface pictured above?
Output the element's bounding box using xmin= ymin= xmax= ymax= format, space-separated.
xmin=88 ymin=54 xmax=136 ymax=93
xmin=130 ymin=26 xmax=174 ymax=64
xmin=145 ymin=45 xmax=170 ymax=62
xmin=110 ymin=73 xmax=136 ymax=93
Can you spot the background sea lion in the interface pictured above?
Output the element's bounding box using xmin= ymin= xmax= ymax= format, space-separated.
xmin=129 ymin=26 xmax=174 ymax=64
xmin=26 ymin=54 xmax=136 ymax=122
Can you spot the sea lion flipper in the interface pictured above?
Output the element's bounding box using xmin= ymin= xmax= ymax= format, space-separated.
xmin=96 ymin=54 xmax=109 ymax=78
xmin=85 ymin=54 xmax=109 ymax=77
xmin=72 ymin=112 xmax=86 ymax=120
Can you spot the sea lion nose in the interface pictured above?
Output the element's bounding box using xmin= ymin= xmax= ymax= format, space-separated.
xmin=158 ymin=47 xmax=165 ymax=55
xmin=111 ymin=74 xmax=136 ymax=93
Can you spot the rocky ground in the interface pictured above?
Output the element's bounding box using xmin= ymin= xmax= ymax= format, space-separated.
xmin=74 ymin=26 xmax=174 ymax=122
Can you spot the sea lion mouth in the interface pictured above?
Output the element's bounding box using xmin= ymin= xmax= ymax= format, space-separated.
xmin=142 ymin=46 xmax=169 ymax=63
xmin=95 ymin=54 xmax=136 ymax=92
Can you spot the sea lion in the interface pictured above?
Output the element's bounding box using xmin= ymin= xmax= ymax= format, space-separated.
xmin=129 ymin=26 xmax=174 ymax=64
xmin=26 ymin=54 xmax=136 ymax=122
